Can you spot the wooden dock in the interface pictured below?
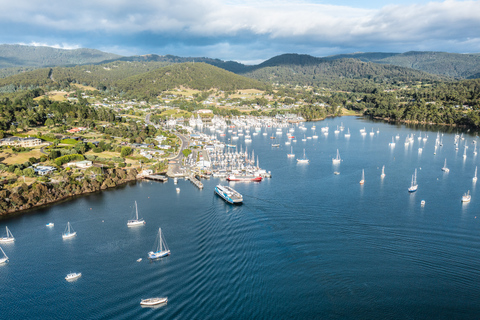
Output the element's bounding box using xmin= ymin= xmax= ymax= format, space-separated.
xmin=186 ymin=175 xmax=203 ymax=189
xmin=144 ymin=175 xmax=168 ymax=182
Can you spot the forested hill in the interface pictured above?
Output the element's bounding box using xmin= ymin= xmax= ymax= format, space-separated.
xmin=116 ymin=62 xmax=267 ymax=99
xmin=0 ymin=44 xmax=121 ymax=69
xmin=239 ymin=54 xmax=444 ymax=88
xmin=326 ymin=51 xmax=480 ymax=79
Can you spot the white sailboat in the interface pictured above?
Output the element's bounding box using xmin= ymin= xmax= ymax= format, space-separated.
xmin=0 ymin=246 xmax=8 ymax=264
xmin=296 ymin=149 xmax=309 ymax=163
xmin=408 ymin=169 xmax=418 ymax=193
xmin=473 ymin=166 xmax=478 ymax=182
xmin=389 ymin=137 xmax=395 ymax=147
xmin=359 ymin=169 xmax=365 ymax=185
xmin=462 ymin=190 xmax=471 ymax=203
xmin=62 ymin=222 xmax=76 ymax=239
xmin=127 ymin=201 xmax=145 ymax=227
xmin=0 ymin=226 xmax=15 ymax=243
xmin=381 ymin=165 xmax=385 ymax=179
xmin=332 ymin=149 xmax=341 ymax=164
xmin=148 ymin=228 xmax=170 ymax=259
xmin=287 ymin=146 xmax=295 ymax=158
xmin=442 ymin=158 xmax=449 ymax=172
xmin=344 ymin=128 xmax=351 ymax=138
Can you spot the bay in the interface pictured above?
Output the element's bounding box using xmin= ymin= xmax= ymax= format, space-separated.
xmin=1 ymin=116 xmax=480 ymax=319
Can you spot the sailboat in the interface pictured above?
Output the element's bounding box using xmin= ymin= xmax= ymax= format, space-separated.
xmin=0 ymin=246 xmax=8 ymax=264
xmin=332 ymin=149 xmax=341 ymax=164
xmin=473 ymin=166 xmax=478 ymax=182
xmin=462 ymin=190 xmax=471 ymax=203
xmin=408 ymin=169 xmax=418 ymax=193
xmin=62 ymin=222 xmax=77 ymax=239
xmin=381 ymin=165 xmax=386 ymax=178
xmin=148 ymin=228 xmax=170 ymax=259
xmin=127 ymin=201 xmax=145 ymax=227
xmin=344 ymin=128 xmax=351 ymax=138
xmin=296 ymin=149 xmax=309 ymax=163
xmin=442 ymin=158 xmax=449 ymax=172
xmin=0 ymin=226 xmax=14 ymax=243
xmin=463 ymin=145 xmax=467 ymax=159
xmin=287 ymin=146 xmax=295 ymax=158
xmin=302 ymin=134 xmax=307 ymax=142
xmin=389 ymin=137 xmax=395 ymax=147
xmin=359 ymin=169 xmax=365 ymax=185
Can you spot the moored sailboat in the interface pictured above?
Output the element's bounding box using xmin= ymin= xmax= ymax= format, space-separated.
xmin=62 ymin=222 xmax=76 ymax=239
xmin=462 ymin=190 xmax=471 ymax=203
xmin=359 ymin=169 xmax=365 ymax=185
xmin=296 ymin=149 xmax=309 ymax=163
xmin=408 ymin=169 xmax=418 ymax=193
xmin=148 ymin=228 xmax=170 ymax=259
xmin=381 ymin=165 xmax=385 ymax=179
xmin=0 ymin=226 xmax=15 ymax=243
xmin=0 ymin=246 xmax=8 ymax=264
xmin=473 ymin=166 xmax=478 ymax=182
xmin=332 ymin=149 xmax=341 ymax=164
xmin=442 ymin=158 xmax=449 ymax=173
xmin=127 ymin=201 xmax=145 ymax=227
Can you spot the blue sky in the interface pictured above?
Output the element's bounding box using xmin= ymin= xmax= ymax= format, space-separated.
xmin=1 ymin=0 xmax=479 ymax=64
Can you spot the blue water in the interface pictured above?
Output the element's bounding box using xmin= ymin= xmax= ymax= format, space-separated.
xmin=1 ymin=117 xmax=480 ymax=319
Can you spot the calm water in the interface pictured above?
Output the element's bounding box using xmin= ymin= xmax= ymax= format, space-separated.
xmin=1 ymin=117 xmax=480 ymax=319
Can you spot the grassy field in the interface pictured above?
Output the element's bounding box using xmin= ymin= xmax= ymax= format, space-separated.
xmin=160 ymin=109 xmax=192 ymax=118
xmin=0 ymin=148 xmax=44 ymax=165
xmin=71 ymin=83 xmax=97 ymax=91
xmin=341 ymin=108 xmax=362 ymax=116
xmin=34 ymin=91 xmax=68 ymax=102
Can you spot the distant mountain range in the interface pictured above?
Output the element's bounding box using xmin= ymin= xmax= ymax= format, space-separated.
xmin=1 ymin=44 xmax=480 ymax=80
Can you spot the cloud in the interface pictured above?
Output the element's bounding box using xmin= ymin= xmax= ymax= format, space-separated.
xmin=1 ymin=0 xmax=480 ymax=60
xmin=17 ymin=41 xmax=81 ymax=50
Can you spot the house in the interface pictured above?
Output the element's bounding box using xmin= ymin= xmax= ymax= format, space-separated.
xmin=34 ymin=166 xmax=57 ymax=176
xmin=0 ymin=136 xmax=42 ymax=147
xmin=66 ymin=160 xmax=93 ymax=168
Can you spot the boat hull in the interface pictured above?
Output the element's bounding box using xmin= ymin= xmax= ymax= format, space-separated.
xmin=148 ymin=250 xmax=171 ymax=259
xmin=127 ymin=220 xmax=145 ymax=227
xmin=0 ymin=238 xmax=14 ymax=243
xmin=62 ymin=232 xmax=77 ymax=239
xmin=140 ymin=297 xmax=168 ymax=306
xmin=226 ymin=175 xmax=262 ymax=182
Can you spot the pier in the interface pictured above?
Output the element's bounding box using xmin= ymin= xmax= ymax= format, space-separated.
xmin=143 ymin=175 xmax=168 ymax=182
xmin=186 ymin=175 xmax=204 ymax=189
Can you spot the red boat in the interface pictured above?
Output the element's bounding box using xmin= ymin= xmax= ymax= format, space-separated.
xmin=227 ymin=175 xmax=262 ymax=182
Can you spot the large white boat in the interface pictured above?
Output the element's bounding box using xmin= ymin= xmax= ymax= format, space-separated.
xmin=65 ymin=272 xmax=82 ymax=281
xmin=332 ymin=149 xmax=341 ymax=164
xmin=215 ymin=185 xmax=243 ymax=204
xmin=296 ymin=149 xmax=309 ymax=163
xmin=408 ymin=169 xmax=418 ymax=193
xmin=148 ymin=228 xmax=170 ymax=259
xmin=0 ymin=246 xmax=8 ymax=264
xmin=127 ymin=201 xmax=145 ymax=227
xmin=140 ymin=297 xmax=168 ymax=306
xmin=0 ymin=226 xmax=15 ymax=243
xmin=462 ymin=191 xmax=471 ymax=203
xmin=62 ymin=222 xmax=77 ymax=239
xmin=442 ymin=158 xmax=449 ymax=173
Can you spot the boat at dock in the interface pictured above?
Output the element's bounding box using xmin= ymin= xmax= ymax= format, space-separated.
xmin=0 ymin=226 xmax=15 ymax=243
xmin=148 ymin=228 xmax=170 ymax=259
xmin=127 ymin=201 xmax=145 ymax=227
xmin=140 ymin=297 xmax=168 ymax=306
xmin=226 ymin=174 xmax=262 ymax=182
xmin=215 ymin=185 xmax=243 ymax=204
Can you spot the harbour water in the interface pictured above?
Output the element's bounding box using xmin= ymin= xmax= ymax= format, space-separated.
xmin=1 ymin=117 xmax=480 ymax=319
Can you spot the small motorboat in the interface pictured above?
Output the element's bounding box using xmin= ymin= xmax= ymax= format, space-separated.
xmin=140 ymin=297 xmax=168 ymax=306
xmin=65 ymin=272 xmax=82 ymax=281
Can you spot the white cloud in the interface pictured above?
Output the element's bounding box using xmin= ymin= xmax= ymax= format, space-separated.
xmin=17 ymin=42 xmax=81 ymax=50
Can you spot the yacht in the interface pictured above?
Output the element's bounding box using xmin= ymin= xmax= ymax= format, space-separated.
xmin=462 ymin=191 xmax=471 ymax=203
xmin=127 ymin=201 xmax=145 ymax=227
xmin=296 ymin=149 xmax=309 ymax=163
xmin=62 ymin=222 xmax=77 ymax=239
xmin=0 ymin=226 xmax=15 ymax=243
xmin=332 ymin=149 xmax=341 ymax=164
xmin=442 ymin=159 xmax=449 ymax=173
xmin=408 ymin=169 xmax=418 ymax=193
xmin=65 ymin=272 xmax=82 ymax=281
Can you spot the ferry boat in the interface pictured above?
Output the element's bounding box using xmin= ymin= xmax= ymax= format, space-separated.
xmin=462 ymin=191 xmax=471 ymax=203
xmin=140 ymin=297 xmax=168 ymax=306
xmin=215 ymin=185 xmax=243 ymax=204
xmin=226 ymin=175 xmax=262 ymax=182
xmin=65 ymin=272 xmax=82 ymax=281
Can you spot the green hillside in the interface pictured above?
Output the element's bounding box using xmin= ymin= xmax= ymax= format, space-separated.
xmin=0 ymin=44 xmax=121 ymax=69
xmin=240 ymin=54 xmax=444 ymax=89
xmin=327 ymin=51 xmax=480 ymax=79
xmin=117 ymin=62 xmax=267 ymax=99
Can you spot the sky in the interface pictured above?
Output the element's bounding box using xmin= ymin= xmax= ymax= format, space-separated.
xmin=1 ymin=0 xmax=480 ymax=64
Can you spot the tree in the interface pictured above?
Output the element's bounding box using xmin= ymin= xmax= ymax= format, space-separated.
xmin=120 ymin=146 xmax=133 ymax=158
xmin=45 ymin=118 xmax=54 ymax=127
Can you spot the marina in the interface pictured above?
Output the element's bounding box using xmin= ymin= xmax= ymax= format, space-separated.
xmin=2 ymin=116 xmax=480 ymax=319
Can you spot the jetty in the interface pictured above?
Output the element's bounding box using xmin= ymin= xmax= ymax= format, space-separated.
xmin=186 ymin=175 xmax=204 ymax=189
xmin=143 ymin=175 xmax=168 ymax=182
